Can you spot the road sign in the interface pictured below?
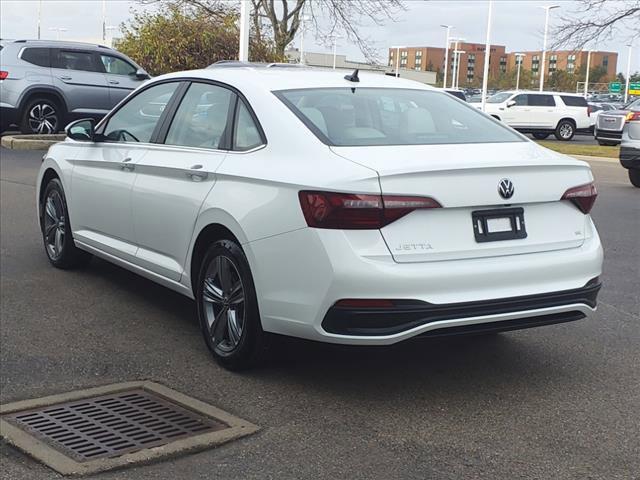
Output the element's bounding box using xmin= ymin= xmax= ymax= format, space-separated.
xmin=609 ymin=82 xmax=621 ymax=93
xmin=629 ymin=82 xmax=640 ymax=95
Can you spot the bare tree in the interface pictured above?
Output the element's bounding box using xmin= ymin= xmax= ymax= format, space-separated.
xmin=142 ymin=0 xmax=405 ymax=61
xmin=552 ymin=0 xmax=640 ymax=49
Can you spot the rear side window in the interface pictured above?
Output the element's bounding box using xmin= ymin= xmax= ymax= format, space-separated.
xmin=53 ymin=50 xmax=100 ymax=72
xmin=275 ymin=88 xmax=524 ymax=146
xmin=21 ymin=48 xmax=50 ymax=67
xmin=561 ymin=96 xmax=588 ymax=107
xmin=165 ymin=82 xmax=234 ymax=149
xmin=233 ymin=101 xmax=264 ymax=151
xmin=528 ymin=94 xmax=556 ymax=107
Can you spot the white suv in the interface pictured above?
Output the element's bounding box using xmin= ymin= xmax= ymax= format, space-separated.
xmin=481 ymin=91 xmax=591 ymax=141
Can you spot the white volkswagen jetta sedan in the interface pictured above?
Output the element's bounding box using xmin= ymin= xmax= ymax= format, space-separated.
xmin=37 ymin=64 xmax=603 ymax=369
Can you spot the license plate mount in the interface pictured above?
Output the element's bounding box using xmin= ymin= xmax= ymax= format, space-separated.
xmin=472 ymin=207 xmax=527 ymax=243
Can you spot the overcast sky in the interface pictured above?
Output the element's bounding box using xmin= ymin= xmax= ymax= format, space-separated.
xmin=1 ymin=0 xmax=638 ymax=73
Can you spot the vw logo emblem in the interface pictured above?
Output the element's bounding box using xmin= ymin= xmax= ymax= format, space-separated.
xmin=498 ymin=178 xmax=514 ymax=199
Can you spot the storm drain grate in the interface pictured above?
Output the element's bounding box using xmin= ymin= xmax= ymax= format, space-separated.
xmin=3 ymin=389 xmax=226 ymax=462
xmin=0 ymin=382 xmax=259 ymax=475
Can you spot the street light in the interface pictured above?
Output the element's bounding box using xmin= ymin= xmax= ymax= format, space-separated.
xmin=625 ymin=44 xmax=633 ymax=104
xmin=514 ymin=53 xmax=525 ymax=91
xmin=49 ymin=27 xmax=67 ymax=40
xmin=330 ymin=34 xmax=343 ymax=69
xmin=453 ymin=50 xmax=466 ymax=90
xmin=391 ymin=45 xmax=406 ymax=77
xmin=239 ymin=0 xmax=250 ymax=61
xmin=480 ymin=0 xmax=493 ymax=113
xmin=299 ymin=15 xmax=311 ymax=65
xmin=539 ymin=5 xmax=560 ymax=91
xmin=441 ymin=25 xmax=453 ymax=88
xmin=449 ymin=37 xmax=465 ymax=88
xmin=37 ymin=0 xmax=42 ymax=39
xmin=583 ymin=50 xmax=592 ymax=98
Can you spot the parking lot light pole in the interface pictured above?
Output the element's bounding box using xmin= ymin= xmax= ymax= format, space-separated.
xmin=624 ymin=44 xmax=633 ymax=104
xmin=480 ymin=0 xmax=493 ymax=113
xmin=37 ymin=0 xmax=42 ymax=39
xmin=391 ymin=46 xmax=406 ymax=77
xmin=453 ymin=50 xmax=465 ymax=90
xmin=239 ymin=1 xmax=250 ymax=62
xmin=441 ymin=25 xmax=452 ymax=88
xmin=299 ymin=15 xmax=311 ymax=65
xmin=539 ymin=5 xmax=560 ymax=92
xmin=515 ymin=53 xmax=525 ymax=91
xmin=331 ymin=35 xmax=342 ymax=69
xmin=583 ymin=50 xmax=592 ymax=98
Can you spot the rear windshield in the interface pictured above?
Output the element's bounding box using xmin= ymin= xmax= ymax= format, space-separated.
xmin=561 ymin=95 xmax=588 ymax=107
xmin=275 ymin=88 xmax=523 ymax=146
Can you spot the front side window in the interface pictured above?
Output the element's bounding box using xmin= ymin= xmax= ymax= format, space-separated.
xmin=100 ymin=55 xmax=136 ymax=76
xmin=234 ymin=101 xmax=263 ymax=151
xmin=275 ymin=88 xmax=523 ymax=147
xmin=53 ymin=50 xmax=99 ymax=72
xmin=512 ymin=94 xmax=528 ymax=106
xmin=487 ymin=92 xmax=513 ymax=104
xmin=102 ymin=82 xmax=178 ymax=143
xmin=165 ymin=82 xmax=233 ymax=149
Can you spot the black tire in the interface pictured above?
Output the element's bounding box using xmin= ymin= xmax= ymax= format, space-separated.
xmin=532 ymin=133 xmax=550 ymax=140
xmin=196 ymin=239 xmax=266 ymax=370
xmin=629 ymin=169 xmax=640 ymax=188
xmin=554 ymin=119 xmax=575 ymax=141
xmin=40 ymin=178 xmax=92 ymax=269
xmin=20 ymin=97 xmax=61 ymax=134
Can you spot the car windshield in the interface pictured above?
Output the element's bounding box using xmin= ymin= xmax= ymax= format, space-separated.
xmin=625 ymin=98 xmax=640 ymax=110
xmin=275 ymin=88 xmax=523 ymax=147
xmin=487 ymin=92 xmax=513 ymax=104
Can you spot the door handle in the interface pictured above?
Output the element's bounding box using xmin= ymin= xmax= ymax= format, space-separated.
xmin=108 ymin=80 xmax=120 ymax=85
xmin=59 ymin=76 xmax=72 ymax=81
xmin=187 ymin=166 xmax=208 ymax=181
xmin=120 ymin=157 xmax=135 ymax=171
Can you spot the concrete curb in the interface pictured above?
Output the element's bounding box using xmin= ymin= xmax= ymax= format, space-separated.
xmin=1 ymin=134 xmax=65 ymax=150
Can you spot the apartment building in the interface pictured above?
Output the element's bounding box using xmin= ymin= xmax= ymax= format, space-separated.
xmin=389 ymin=44 xmax=618 ymax=86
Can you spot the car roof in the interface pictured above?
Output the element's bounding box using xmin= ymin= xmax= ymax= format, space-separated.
xmin=4 ymin=39 xmax=113 ymax=51
xmin=153 ymin=64 xmax=436 ymax=92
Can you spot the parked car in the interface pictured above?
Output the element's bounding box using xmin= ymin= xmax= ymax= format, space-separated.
xmin=481 ymin=91 xmax=591 ymax=141
xmin=594 ymin=98 xmax=640 ymax=146
xmin=444 ymin=89 xmax=466 ymax=101
xmin=0 ymin=39 xmax=149 ymax=134
xmin=37 ymin=65 xmax=603 ymax=369
xmin=619 ymin=109 xmax=640 ymax=187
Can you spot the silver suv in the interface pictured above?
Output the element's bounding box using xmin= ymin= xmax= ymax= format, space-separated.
xmin=0 ymin=39 xmax=149 ymax=134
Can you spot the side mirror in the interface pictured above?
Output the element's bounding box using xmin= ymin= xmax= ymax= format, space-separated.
xmin=506 ymin=100 xmax=517 ymax=108
xmin=135 ymin=68 xmax=150 ymax=80
xmin=66 ymin=118 xmax=95 ymax=142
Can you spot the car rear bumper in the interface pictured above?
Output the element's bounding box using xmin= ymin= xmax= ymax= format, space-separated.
xmin=0 ymin=105 xmax=19 ymax=130
xmin=247 ymin=218 xmax=603 ymax=345
xmin=594 ymin=128 xmax=622 ymax=143
xmin=322 ymin=280 xmax=600 ymax=336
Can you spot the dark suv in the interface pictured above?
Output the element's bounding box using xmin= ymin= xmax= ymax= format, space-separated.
xmin=0 ymin=39 xmax=149 ymax=134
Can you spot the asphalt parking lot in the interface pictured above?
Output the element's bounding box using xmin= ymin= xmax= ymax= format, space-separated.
xmin=1 ymin=146 xmax=638 ymax=480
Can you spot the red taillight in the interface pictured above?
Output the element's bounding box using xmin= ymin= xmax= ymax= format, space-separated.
xmin=626 ymin=111 xmax=640 ymax=122
xmin=298 ymin=190 xmax=441 ymax=229
xmin=0 ymin=71 xmax=8 ymax=80
xmin=561 ymin=182 xmax=597 ymax=214
xmin=587 ymin=105 xmax=592 ymax=117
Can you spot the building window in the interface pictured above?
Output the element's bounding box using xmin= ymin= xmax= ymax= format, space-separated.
xmin=401 ymin=51 xmax=408 ymax=58
xmin=415 ymin=66 xmax=421 ymax=71
xmin=400 ymin=58 xmax=407 ymax=66
xmin=603 ymin=55 xmax=609 ymax=68
xmin=415 ymin=57 xmax=422 ymax=65
xmin=416 ymin=50 xmax=422 ymax=57
xmin=532 ymin=55 xmax=540 ymax=72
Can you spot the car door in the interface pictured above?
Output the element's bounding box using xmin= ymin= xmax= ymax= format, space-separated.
xmin=70 ymin=81 xmax=181 ymax=263
xmin=502 ymin=94 xmax=530 ymax=127
xmin=51 ymin=49 xmax=111 ymax=118
xmin=130 ymin=81 xmax=236 ymax=281
xmin=527 ymin=93 xmax=557 ymax=128
xmin=98 ymin=53 xmax=146 ymax=107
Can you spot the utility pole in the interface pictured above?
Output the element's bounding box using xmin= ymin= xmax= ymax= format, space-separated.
xmin=515 ymin=53 xmax=525 ymax=91
xmin=480 ymin=0 xmax=493 ymax=112
xmin=583 ymin=50 xmax=592 ymax=98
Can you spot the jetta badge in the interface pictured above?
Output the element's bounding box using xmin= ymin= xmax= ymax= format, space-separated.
xmin=498 ymin=178 xmax=514 ymax=199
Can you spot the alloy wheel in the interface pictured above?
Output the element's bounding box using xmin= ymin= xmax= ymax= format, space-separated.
xmin=559 ymin=123 xmax=573 ymax=139
xmin=202 ymin=255 xmax=246 ymax=354
xmin=28 ymin=103 xmax=58 ymax=134
xmin=43 ymin=191 xmax=65 ymax=260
